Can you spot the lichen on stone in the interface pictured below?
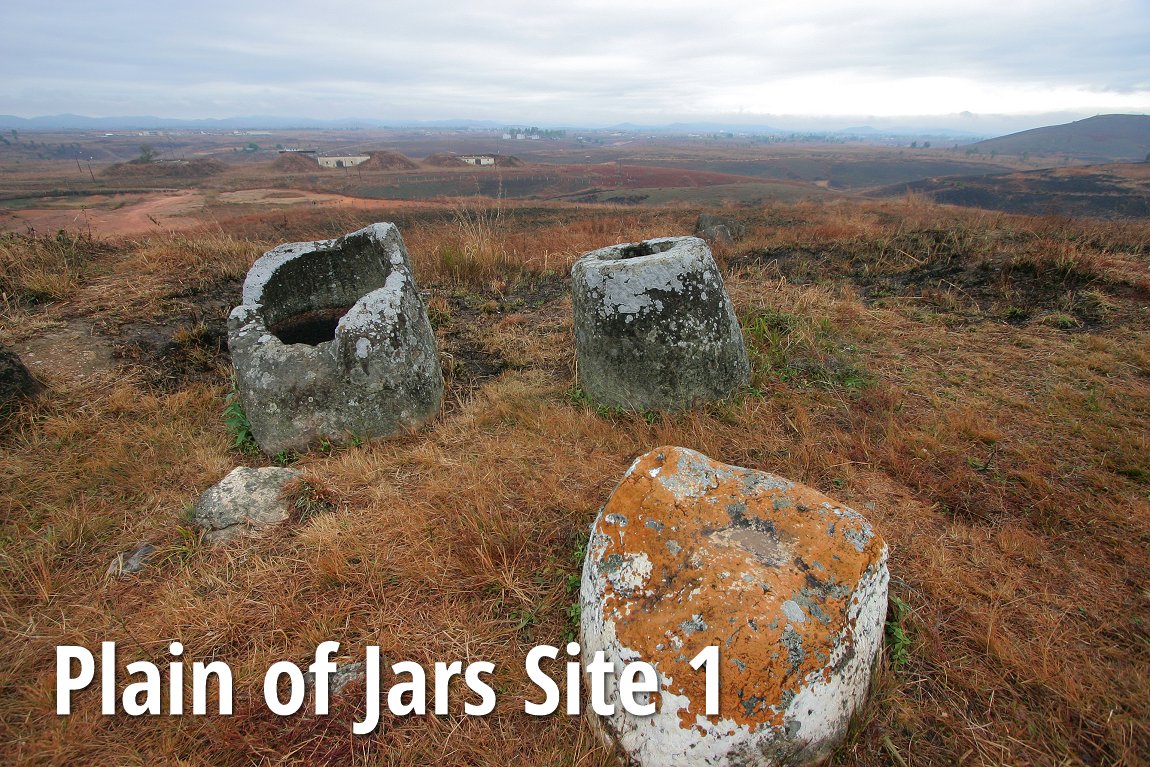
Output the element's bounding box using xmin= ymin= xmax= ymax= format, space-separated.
xmin=580 ymin=446 xmax=890 ymax=766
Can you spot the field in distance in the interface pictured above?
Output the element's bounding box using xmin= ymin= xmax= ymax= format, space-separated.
xmin=7 ymin=124 xmax=1127 ymax=235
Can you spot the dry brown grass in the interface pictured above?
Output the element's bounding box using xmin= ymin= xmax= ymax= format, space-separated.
xmin=402 ymin=201 xmax=693 ymax=288
xmin=71 ymin=228 xmax=260 ymax=321
xmin=1 ymin=198 xmax=1147 ymax=766
xmin=0 ymin=230 xmax=114 ymax=307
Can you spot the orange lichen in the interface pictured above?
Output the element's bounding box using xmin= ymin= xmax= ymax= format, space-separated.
xmin=590 ymin=446 xmax=887 ymax=731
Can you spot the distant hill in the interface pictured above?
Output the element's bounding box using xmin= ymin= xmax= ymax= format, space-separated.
xmin=272 ymin=153 xmax=320 ymax=172
xmin=102 ymin=158 xmax=226 ymax=179
xmin=491 ymin=154 xmax=524 ymax=167
xmin=423 ymin=152 xmax=468 ymax=167
xmin=970 ymin=114 xmax=1150 ymax=162
xmin=359 ymin=151 xmax=419 ymax=170
xmin=873 ymin=162 xmax=1150 ymax=219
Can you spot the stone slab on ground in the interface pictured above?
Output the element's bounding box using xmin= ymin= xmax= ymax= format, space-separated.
xmin=193 ymin=466 xmax=303 ymax=544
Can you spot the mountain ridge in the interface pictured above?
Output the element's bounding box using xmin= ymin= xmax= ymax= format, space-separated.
xmin=969 ymin=114 xmax=1150 ymax=162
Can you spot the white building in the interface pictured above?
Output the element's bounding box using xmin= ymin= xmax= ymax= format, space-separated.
xmin=460 ymin=155 xmax=496 ymax=166
xmin=318 ymin=154 xmax=370 ymax=168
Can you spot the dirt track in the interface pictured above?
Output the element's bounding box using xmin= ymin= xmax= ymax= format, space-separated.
xmin=1 ymin=191 xmax=204 ymax=236
xmin=1 ymin=188 xmax=450 ymax=237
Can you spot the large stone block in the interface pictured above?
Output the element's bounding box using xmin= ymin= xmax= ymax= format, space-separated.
xmin=581 ymin=446 xmax=889 ymax=766
xmin=571 ymin=237 xmax=749 ymax=410
xmin=0 ymin=343 xmax=43 ymax=413
xmin=228 ymin=223 xmax=443 ymax=454
xmin=193 ymin=466 xmax=303 ymax=544
xmin=695 ymin=213 xmax=747 ymax=244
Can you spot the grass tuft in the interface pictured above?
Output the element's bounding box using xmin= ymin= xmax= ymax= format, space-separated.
xmin=885 ymin=595 xmax=913 ymax=671
xmin=0 ymin=229 xmax=110 ymax=305
xmin=223 ymin=381 xmax=257 ymax=454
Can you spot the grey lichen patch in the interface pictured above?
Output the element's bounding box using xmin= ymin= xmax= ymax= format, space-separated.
xmin=600 ymin=551 xmax=652 ymax=598
xmin=679 ymin=614 xmax=709 ymax=636
xmin=794 ymin=591 xmax=833 ymax=624
xmin=842 ymin=520 xmax=874 ymax=553
xmin=657 ymin=450 xmax=717 ymax=499
xmin=827 ymin=502 xmax=876 ymax=553
xmin=601 ymin=553 xmax=626 ymax=574
xmin=740 ymin=693 xmax=767 ymax=718
xmin=779 ymin=688 xmax=796 ymax=710
xmin=781 ymin=624 xmax=806 ymax=675
xmin=710 ymin=527 xmax=790 ymax=568
xmin=726 ymin=500 xmax=749 ymax=519
xmin=741 ymin=472 xmax=793 ymax=498
xmin=656 ymin=448 xmax=732 ymax=498
xmin=782 ymin=600 xmax=808 ymax=624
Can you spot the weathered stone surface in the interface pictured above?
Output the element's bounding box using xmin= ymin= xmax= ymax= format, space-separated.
xmin=571 ymin=237 xmax=750 ymax=410
xmin=306 ymin=661 xmax=366 ymax=703
xmin=193 ymin=466 xmax=303 ymax=544
xmin=0 ymin=344 xmax=44 ymax=412
xmin=581 ymin=446 xmax=889 ymax=767
xmin=696 ymin=214 xmax=746 ymax=244
xmin=228 ymin=222 xmax=443 ymax=454
xmin=105 ymin=543 xmax=156 ymax=577
xmin=699 ymin=225 xmax=734 ymax=245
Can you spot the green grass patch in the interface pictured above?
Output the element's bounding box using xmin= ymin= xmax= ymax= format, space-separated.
xmin=741 ymin=307 xmax=872 ymax=392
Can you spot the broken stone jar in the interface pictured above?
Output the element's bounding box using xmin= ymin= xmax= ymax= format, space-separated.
xmin=228 ymin=223 xmax=443 ymax=454
xmin=571 ymin=236 xmax=749 ymax=410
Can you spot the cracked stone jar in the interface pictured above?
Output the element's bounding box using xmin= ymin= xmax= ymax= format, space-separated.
xmin=228 ymin=223 xmax=442 ymax=454
xmin=571 ymin=236 xmax=749 ymax=410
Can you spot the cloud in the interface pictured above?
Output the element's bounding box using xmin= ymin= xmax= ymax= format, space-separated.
xmin=1 ymin=0 xmax=1147 ymax=124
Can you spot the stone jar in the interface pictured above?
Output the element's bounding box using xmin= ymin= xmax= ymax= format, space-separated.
xmin=571 ymin=236 xmax=749 ymax=410
xmin=228 ymin=223 xmax=443 ymax=454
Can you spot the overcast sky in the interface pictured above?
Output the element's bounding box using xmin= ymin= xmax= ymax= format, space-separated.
xmin=2 ymin=0 xmax=1148 ymax=131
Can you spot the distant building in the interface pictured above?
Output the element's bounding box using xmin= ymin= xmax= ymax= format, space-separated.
xmin=318 ymin=154 xmax=370 ymax=168
xmin=460 ymin=155 xmax=496 ymax=166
